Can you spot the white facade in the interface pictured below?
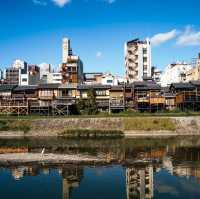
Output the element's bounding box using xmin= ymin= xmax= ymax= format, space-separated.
xmin=125 ymin=38 xmax=151 ymax=83
xmin=39 ymin=63 xmax=51 ymax=79
xmin=101 ymin=73 xmax=127 ymax=86
xmin=101 ymin=73 xmax=115 ymax=86
xmin=12 ymin=59 xmax=29 ymax=85
xmin=160 ymin=62 xmax=192 ymax=87
xmin=47 ymin=72 xmax=62 ymax=84
xmin=20 ymin=73 xmax=29 ymax=85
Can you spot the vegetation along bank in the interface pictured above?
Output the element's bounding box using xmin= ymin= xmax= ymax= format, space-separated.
xmin=0 ymin=116 xmax=200 ymax=137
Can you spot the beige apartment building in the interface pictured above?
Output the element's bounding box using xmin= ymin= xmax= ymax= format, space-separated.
xmin=125 ymin=38 xmax=151 ymax=83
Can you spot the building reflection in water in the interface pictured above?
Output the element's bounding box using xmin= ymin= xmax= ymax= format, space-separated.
xmin=3 ymin=137 xmax=200 ymax=199
xmin=126 ymin=164 xmax=154 ymax=199
xmin=60 ymin=166 xmax=83 ymax=199
xmin=10 ymin=165 xmax=83 ymax=199
xmin=11 ymin=165 xmax=40 ymax=180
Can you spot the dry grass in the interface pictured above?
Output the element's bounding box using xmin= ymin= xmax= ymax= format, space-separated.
xmin=0 ymin=120 xmax=31 ymax=133
xmin=124 ymin=117 xmax=176 ymax=131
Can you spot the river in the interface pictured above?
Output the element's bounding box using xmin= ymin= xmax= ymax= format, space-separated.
xmin=0 ymin=136 xmax=200 ymax=199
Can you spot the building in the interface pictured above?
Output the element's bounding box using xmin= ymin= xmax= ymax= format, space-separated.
xmin=28 ymin=65 xmax=40 ymax=85
xmin=0 ymin=69 xmax=4 ymax=82
xmin=151 ymin=66 xmax=162 ymax=84
xmin=125 ymin=38 xmax=151 ymax=83
xmin=5 ymin=60 xmax=40 ymax=85
xmin=83 ymin=72 xmax=103 ymax=85
xmin=186 ymin=54 xmax=200 ymax=81
xmin=77 ymin=84 xmax=111 ymax=111
xmin=61 ymin=38 xmax=83 ymax=84
xmin=5 ymin=68 xmax=20 ymax=85
xmin=62 ymin=38 xmax=72 ymax=63
xmin=169 ymin=81 xmax=200 ymax=111
xmin=160 ymin=62 xmax=192 ymax=87
xmin=39 ymin=63 xmax=51 ymax=79
xmin=132 ymin=80 xmax=165 ymax=111
xmin=101 ymin=73 xmax=116 ymax=86
xmin=83 ymin=72 xmax=127 ymax=86
xmin=47 ymin=72 xmax=62 ymax=84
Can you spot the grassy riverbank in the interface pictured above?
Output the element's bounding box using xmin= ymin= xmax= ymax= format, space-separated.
xmin=1 ymin=110 xmax=200 ymax=120
xmin=124 ymin=118 xmax=176 ymax=131
xmin=0 ymin=116 xmax=199 ymax=137
xmin=0 ymin=120 xmax=31 ymax=133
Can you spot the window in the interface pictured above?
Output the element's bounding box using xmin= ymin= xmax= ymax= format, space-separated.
xmin=143 ymin=65 xmax=147 ymax=70
xmin=22 ymin=78 xmax=27 ymax=82
xmin=143 ymin=57 xmax=147 ymax=62
xmin=107 ymin=80 xmax=113 ymax=84
xmin=143 ymin=72 xmax=147 ymax=77
xmin=96 ymin=90 xmax=106 ymax=96
xmin=143 ymin=49 xmax=147 ymax=54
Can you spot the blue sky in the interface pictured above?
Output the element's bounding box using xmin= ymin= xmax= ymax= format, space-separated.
xmin=0 ymin=0 xmax=200 ymax=75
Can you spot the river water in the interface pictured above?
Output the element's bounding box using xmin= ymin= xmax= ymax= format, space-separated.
xmin=0 ymin=137 xmax=200 ymax=199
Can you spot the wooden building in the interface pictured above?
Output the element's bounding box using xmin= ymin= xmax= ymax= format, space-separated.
xmin=12 ymin=86 xmax=38 ymax=99
xmin=109 ymin=86 xmax=125 ymax=112
xmin=170 ymin=81 xmax=200 ymax=111
xmin=132 ymin=81 xmax=165 ymax=112
xmin=77 ymin=84 xmax=111 ymax=111
xmin=0 ymin=85 xmax=17 ymax=99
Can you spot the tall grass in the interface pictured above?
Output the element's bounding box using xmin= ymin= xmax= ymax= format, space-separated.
xmin=0 ymin=120 xmax=31 ymax=133
xmin=124 ymin=117 xmax=176 ymax=131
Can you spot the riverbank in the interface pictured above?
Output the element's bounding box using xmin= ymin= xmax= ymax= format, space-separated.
xmin=0 ymin=153 xmax=108 ymax=166
xmin=0 ymin=116 xmax=200 ymax=137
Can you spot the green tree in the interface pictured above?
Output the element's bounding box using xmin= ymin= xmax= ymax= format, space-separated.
xmin=77 ymin=88 xmax=98 ymax=115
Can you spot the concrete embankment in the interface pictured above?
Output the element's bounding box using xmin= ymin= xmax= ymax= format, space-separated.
xmin=1 ymin=116 xmax=200 ymax=137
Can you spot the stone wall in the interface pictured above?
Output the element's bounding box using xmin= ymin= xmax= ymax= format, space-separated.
xmin=29 ymin=117 xmax=123 ymax=136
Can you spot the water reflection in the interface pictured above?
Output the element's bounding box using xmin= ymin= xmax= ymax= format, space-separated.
xmin=1 ymin=137 xmax=200 ymax=198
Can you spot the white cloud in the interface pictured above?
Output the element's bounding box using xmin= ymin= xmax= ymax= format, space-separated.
xmin=150 ymin=29 xmax=178 ymax=46
xmin=33 ymin=0 xmax=47 ymax=6
xmin=51 ymin=0 xmax=71 ymax=7
xmin=176 ymin=26 xmax=200 ymax=46
xmin=96 ymin=51 xmax=102 ymax=58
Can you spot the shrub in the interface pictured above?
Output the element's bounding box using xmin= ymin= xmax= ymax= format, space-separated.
xmin=59 ymin=129 xmax=124 ymax=138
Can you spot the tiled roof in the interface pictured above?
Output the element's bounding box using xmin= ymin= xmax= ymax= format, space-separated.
xmin=78 ymin=84 xmax=111 ymax=90
xmin=170 ymin=83 xmax=195 ymax=89
xmin=14 ymin=85 xmax=38 ymax=91
xmin=0 ymin=84 xmax=17 ymax=92
xmin=38 ymin=84 xmax=60 ymax=89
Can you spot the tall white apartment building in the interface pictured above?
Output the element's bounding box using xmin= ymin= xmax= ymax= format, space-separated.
xmin=125 ymin=38 xmax=151 ymax=83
